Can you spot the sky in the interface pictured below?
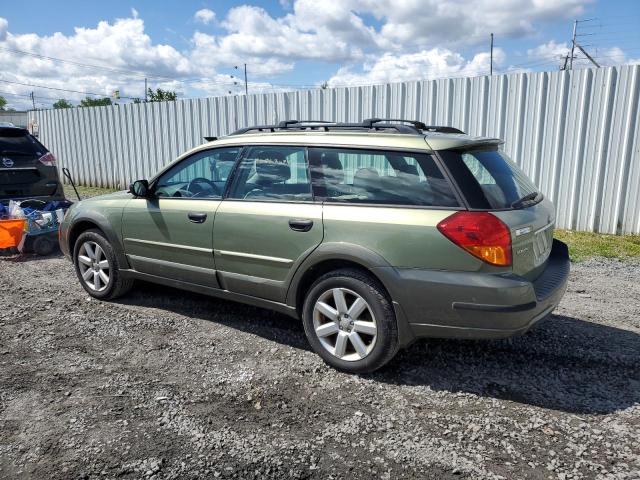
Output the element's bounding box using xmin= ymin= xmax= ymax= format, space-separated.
xmin=0 ymin=0 xmax=639 ymax=110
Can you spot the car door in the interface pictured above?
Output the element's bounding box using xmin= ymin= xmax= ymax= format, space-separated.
xmin=121 ymin=146 xmax=241 ymax=287
xmin=213 ymin=145 xmax=323 ymax=302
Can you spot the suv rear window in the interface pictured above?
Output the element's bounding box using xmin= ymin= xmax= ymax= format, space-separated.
xmin=440 ymin=148 xmax=540 ymax=209
xmin=309 ymin=147 xmax=459 ymax=207
xmin=0 ymin=128 xmax=46 ymax=158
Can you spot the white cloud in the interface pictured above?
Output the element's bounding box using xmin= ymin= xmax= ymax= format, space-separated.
xmin=327 ymin=48 xmax=506 ymax=87
xmin=194 ymin=8 xmax=216 ymax=25
xmin=358 ymin=0 xmax=591 ymax=48
xmin=0 ymin=16 xmax=196 ymax=108
xmin=2 ymin=0 xmax=634 ymax=110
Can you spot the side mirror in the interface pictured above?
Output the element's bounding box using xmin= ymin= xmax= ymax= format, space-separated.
xmin=129 ymin=179 xmax=150 ymax=197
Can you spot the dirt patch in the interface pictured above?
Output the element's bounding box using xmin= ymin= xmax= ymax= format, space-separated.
xmin=1 ymin=255 xmax=639 ymax=479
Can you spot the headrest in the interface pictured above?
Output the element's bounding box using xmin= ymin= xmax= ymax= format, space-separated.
xmin=320 ymin=151 xmax=344 ymax=184
xmin=353 ymin=167 xmax=380 ymax=191
xmin=252 ymin=150 xmax=291 ymax=185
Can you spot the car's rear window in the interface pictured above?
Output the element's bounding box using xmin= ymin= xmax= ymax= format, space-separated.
xmin=0 ymin=129 xmax=46 ymax=157
xmin=440 ymin=148 xmax=539 ymax=209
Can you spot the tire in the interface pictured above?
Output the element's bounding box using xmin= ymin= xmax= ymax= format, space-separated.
xmin=73 ymin=229 xmax=134 ymax=300
xmin=32 ymin=235 xmax=55 ymax=256
xmin=302 ymin=268 xmax=398 ymax=373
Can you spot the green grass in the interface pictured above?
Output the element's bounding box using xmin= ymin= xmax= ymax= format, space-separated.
xmin=555 ymin=229 xmax=640 ymax=262
xmin=64 ymin=184 xmax=118 ymax=200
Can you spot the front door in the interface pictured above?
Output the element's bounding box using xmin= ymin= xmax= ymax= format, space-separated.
xmin=213 ymin=145 xmax=323 ymax=301
xmin=122 ymin=146 xmax=241 ymax=287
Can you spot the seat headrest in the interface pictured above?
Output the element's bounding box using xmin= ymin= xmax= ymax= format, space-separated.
xmin=252 ymin=150 xmax=291 ymax=185
xmin=353 ymin=167 xmax=380 ymax=192
xmin=320 ymin=151 xmax=344 ymax=184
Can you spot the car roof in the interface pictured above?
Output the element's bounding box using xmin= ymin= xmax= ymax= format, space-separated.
xmin=192 ymin=130 xmax=503 ymax=155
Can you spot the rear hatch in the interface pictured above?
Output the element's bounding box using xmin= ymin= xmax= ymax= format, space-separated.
xmin=439 ymin=146 xmax=555 ymax=281
xmin=0 ymin=127 xmax=60 ymax=200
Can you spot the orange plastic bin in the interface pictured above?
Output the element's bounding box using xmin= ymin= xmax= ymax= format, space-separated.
xmin=0 ymin=219 xmax=26 ymax=248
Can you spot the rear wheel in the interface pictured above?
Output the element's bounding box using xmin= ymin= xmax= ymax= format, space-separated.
xmin=302 ymin=269 xmax=398 ymax=373
xmin=73 ymin=229 xmax=133 ymax=300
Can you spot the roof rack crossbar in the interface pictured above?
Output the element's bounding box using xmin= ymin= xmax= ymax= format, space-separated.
xmin=229 ymin=119 xmax=465 ymax=136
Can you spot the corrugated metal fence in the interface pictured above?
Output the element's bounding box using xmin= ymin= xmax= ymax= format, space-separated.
xmin=33 ymin=65 xmax=640 ymax=234
xmin=0 ymin=111 xmax=28 ymax=127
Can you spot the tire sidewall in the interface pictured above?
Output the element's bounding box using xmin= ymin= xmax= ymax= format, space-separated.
xmin=73 ymin=230 xmax=118 ymax=299
xmin=302 ymin=272 xmax=397 ymax=373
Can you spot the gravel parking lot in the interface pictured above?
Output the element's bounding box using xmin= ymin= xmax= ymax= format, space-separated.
xmin=0 ymin=255 xmax=638 ymax=479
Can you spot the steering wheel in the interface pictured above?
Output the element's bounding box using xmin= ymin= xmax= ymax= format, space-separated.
xmin=184 ymin=177 xmax=221 ymax=197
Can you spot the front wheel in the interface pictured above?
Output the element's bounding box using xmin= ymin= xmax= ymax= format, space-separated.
xmin=73 ymin=229 xmax=134 ymax=300
xmin=302 ymin=269 xmax=398 ymax=373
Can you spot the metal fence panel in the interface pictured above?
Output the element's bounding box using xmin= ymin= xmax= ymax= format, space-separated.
xmin=33 ymin=65 xmax=640 ymax=233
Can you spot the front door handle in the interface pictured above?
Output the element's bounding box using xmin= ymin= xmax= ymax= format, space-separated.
xmin=188 ymin=212 xmax=207 ymax=223
xmin=289 ymin=219 xmax=313 ymax=232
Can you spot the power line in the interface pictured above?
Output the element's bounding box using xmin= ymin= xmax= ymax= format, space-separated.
xmin=0 ymin=78 xmax=136 ymax=99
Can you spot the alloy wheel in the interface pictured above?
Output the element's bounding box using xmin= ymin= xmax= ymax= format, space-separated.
xmin=77 ymin=241 xmax=110 ymax=292
xmin=312 ymin=287 xmax=377 ymax=361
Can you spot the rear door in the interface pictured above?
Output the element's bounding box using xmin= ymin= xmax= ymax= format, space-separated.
xmin=439 ymin=147 xmax=555 ymax=280
xmin=121 ymin=146 xmax=240 ymax=287
xmin=0 ymin=127 xmax=60 ymax=200
xmin=212 ymin=145 xmax=323 ymax=302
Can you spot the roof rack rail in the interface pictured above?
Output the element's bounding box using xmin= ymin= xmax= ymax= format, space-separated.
xmin=229 ymin=119 xmax=464 ymax=136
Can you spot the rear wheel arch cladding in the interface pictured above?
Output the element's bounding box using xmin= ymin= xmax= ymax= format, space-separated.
xmin=287 ymin=244 xmax=416 ymax=348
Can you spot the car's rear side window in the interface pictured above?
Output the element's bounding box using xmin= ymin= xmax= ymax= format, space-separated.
xmin=440 ymin=148 xmax=539 ymax=209
xmin=0 ymin=129 xmax=46 ymax=158
xmin=308 ymin=147 xmax=459 ymax=207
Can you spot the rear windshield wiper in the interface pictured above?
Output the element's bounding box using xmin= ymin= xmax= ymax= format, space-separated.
xmin=511 ymin=191 xmax=540 ymax=209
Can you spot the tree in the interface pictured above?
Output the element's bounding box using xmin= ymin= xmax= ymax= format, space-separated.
xmin=0 ymin=96 xmax=7 ymax=111
xmin=53 ymin=99 xmax=73 ymax=109
xmin=80 ymin=97 xmax=112 ymax=107
xmin=147 ymin=88 xmax=177 ymax=102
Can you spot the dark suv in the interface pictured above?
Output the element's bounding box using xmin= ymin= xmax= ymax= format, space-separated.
xmin=0 ymin=126 xmax=64 ymax=203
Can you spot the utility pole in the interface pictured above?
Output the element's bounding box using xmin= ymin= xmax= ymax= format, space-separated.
xmin=144 ymin=78 xmax=148 ymax=102
xmin=29 ymin=91 xmax=35 ymax=110
xmin=569 ymin=20 xmax=578 ymax=70
xmin=244 ymin=63 xmax=248 ymax=96
xmin=490 ymin=33 xmax=494 ymax=75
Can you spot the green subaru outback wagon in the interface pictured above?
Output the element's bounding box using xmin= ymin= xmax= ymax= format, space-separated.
xmin=60 ymin=119 xmax=570 ymax=373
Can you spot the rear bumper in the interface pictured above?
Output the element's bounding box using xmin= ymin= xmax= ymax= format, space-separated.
xmin=377 ymin=239 xmax=570 ymax=341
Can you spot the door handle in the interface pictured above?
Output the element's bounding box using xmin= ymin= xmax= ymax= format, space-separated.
xmin=289 ymin=219 xmax=313 ymax=232
xmin=188 ymin=212 xmax=207 ymax=223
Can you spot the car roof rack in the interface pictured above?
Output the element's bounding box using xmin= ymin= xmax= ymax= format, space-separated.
xmin=229 ymin=119 xmax=464 ymax=136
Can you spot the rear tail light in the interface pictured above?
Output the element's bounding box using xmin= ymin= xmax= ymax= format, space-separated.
xmin=437 ymin=211 xmax=512 ymax=266
xmin=38 ymin=152 xmax=57 ymax=166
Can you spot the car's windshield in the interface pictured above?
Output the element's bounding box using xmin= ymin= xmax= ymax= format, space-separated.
xmin=440 ymin=148 xmax=540 ymax=209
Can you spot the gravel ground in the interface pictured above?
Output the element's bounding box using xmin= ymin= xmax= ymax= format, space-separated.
xmin=0 ymin=255 xmax=638 ymax=480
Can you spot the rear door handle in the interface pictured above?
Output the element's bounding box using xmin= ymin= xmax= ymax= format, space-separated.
xmin=289 ymin=219 xmax=313 ymax=232
xmin=188 ymin=212 xmax=207 ymax=223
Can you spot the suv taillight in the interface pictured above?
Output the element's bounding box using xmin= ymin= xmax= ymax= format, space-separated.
xmin=437 ymin=211 xmax=512 ymax=266
xmin=38 ymin=152 xmax=57 ymax=166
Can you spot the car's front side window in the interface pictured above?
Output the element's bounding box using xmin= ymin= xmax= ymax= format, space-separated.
xmin=227 ymin=145 xmax=312 ymax=201
xmin=154 ymin=147 xmax=241 ymax=199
